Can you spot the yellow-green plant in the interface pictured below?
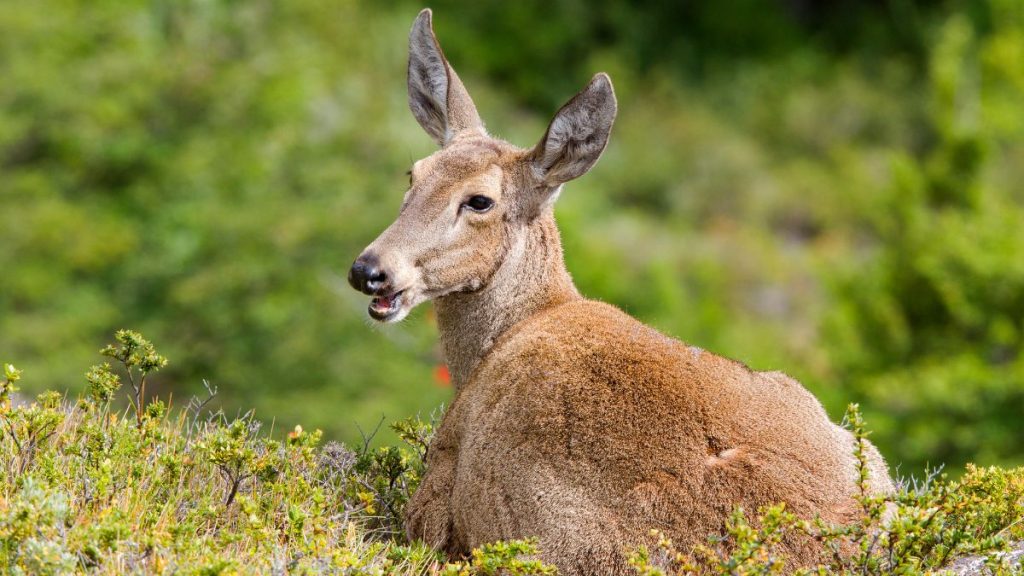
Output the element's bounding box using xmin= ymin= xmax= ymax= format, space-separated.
xmin=98 ymin=329 xmax=168 ymax=428
xmin=4 ymin=331 xmax=1022 ymax=574
xmin=0 ymin=331 xmax=555 ymax=575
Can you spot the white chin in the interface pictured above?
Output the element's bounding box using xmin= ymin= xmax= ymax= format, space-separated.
xmin=379 ymin=306 xmax=411 ymax=323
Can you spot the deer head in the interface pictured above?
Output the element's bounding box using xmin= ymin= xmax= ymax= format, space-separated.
xmin=348 ymin=9 xmax=617 ymax=324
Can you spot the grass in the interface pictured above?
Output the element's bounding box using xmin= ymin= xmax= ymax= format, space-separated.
xmin=1 ymin=331 xmax=1022 ymax=575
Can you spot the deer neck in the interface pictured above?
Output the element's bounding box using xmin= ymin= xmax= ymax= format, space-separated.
xmin=433 ymin=212 xmax=580 ymax=390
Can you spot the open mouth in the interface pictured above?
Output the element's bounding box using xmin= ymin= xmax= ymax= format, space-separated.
xmin=368 ymin=290 xmax=405 ymax=321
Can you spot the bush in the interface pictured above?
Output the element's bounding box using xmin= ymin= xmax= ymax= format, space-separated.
xmin=823 ymin=6 xmax=1024 ymax=473
xmin=3 ymin=331 xmax=1023 ymax=574
xmin=2 ymin=0 xmax=1022 ymax=478
xmin=0 ymin=331 xmax=554 ymax=574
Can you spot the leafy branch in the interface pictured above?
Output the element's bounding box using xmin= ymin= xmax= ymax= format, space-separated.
xmin=99 ymin=329 xmax=167 ymax=429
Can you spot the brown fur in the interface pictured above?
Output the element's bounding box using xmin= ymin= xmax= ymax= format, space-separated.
xmin=351 ymin=10 xmax=895 ymax=574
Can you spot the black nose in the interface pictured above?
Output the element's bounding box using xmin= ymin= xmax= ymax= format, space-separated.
xmin=348 ymin=253 xmax=389 ymax=295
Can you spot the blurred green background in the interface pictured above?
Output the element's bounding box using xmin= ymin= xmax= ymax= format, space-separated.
xmin=2 ymin=0 xmax=1022 ymax=477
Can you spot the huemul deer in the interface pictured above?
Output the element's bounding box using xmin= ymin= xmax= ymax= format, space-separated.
xmin=348 ymin=9 xmax=894 ymax=574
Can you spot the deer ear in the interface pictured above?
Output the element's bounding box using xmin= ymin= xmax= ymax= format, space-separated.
xmin=530 ymin=73 xmax=617 ymax=187
xmin=408 ymin=9 xmax=483 ymax=147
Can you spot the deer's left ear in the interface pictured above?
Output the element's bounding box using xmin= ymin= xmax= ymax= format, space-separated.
xmin=408 ymin=9 xmax=484 ymax=147
xmin=530 ymin=73 xmax=617 ymax=188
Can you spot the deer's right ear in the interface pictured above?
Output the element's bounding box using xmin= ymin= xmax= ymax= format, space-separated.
xmin=408 ymin=9 xmax=483 ymax=147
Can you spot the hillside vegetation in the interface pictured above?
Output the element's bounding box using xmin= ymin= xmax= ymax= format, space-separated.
xmin=2 ymin=332 xmax=1024 ymax=574
xmin=1 ymin=0 xmax=1023 ymax=480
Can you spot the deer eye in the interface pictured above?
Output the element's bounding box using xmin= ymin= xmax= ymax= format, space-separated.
xmin=462 ymin=195 xmax=495 ymax=213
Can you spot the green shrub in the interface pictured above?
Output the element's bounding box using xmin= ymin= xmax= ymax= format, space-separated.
xmin=0 ymin=331 xmax=555 ymax=574
xmin=3 ymin=331 xmax=1023 ymax=574
xmin=2 ymin=0 xmax=1022 ymax=477
xmin=824 ymin=5 xmax=1024 ymax=473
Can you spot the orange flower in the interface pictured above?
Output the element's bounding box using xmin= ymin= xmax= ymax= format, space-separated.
xmin=433 ymin=364 xmax=451 ymax=387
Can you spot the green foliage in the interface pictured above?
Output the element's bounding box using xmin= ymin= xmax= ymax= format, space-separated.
xmin=5 ymin=336 xmax=1021 ymax=574
xmin=1 ymin=390 xmax=64 ymax=477
xmin=1 ymin=0 xmax=1022 ymax=478
xmin=97 ymin=329 xmax=168 ymax=428
xmin=0 ymin=331 xmax=555 ymax=574
xmin=0 ymin=478 xmax=77 ymax=575
xmin=0 ymin=0 xmax=452 ymax=449
xmin=824 ymin=6 xmax=1024 ymax=472
xmin=1 ymin=364 xmax=21 ymax=409
xmin=441 ymin=539 xmax=557 ymax=576
xmin=83 ymin=363 xmax=120 ymax=407
xmin=194 ymin=416 xmax=280 ymax=506
xmin=100 ymin=329 xmax=169 ymax=375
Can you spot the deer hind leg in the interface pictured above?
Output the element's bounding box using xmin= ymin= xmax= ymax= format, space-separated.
xmin=511 ymin=494 xmax=634 ymax=576
xmin=537 ymin=529 xmax=634 ymax=576
xmin=509 ymin=478 xmax=635 ymax=574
